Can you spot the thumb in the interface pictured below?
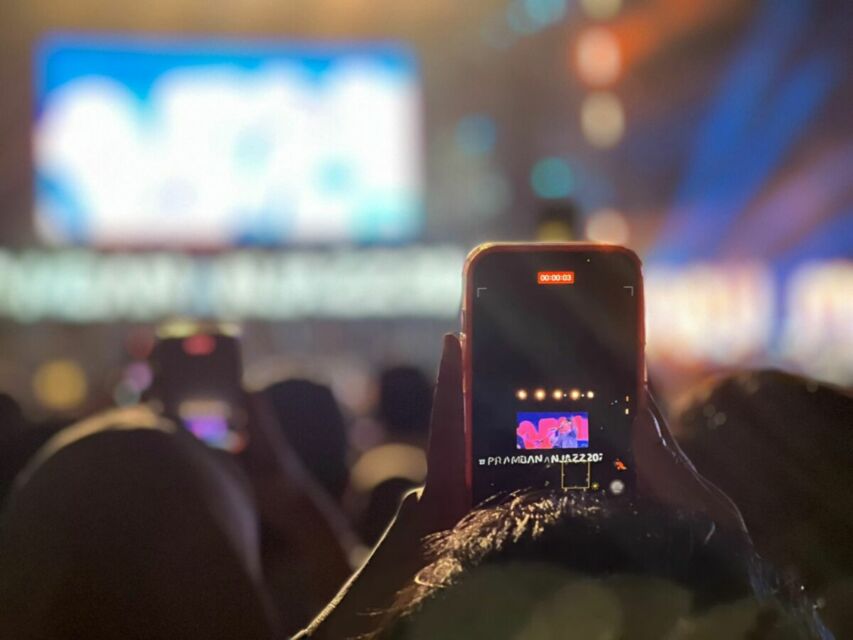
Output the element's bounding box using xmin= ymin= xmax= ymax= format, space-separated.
xmin=421 ymin=333 xmax=467 ymax=529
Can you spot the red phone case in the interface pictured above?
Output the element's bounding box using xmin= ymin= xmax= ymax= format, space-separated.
xmin=461 ymin=242 xmax=645 ymax=503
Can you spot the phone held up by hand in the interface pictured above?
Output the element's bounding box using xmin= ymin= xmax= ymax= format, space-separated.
xmin=463 ymin=243 xmax=644 ymax=505
xmin=148 ymin=324 xmax=249 ymax=454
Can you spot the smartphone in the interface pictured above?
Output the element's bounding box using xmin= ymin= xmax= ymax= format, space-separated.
xmin=463 ymin=243 xmax=644 ymax=505
xmin=148 ymin=329 xmax=249 ymax=453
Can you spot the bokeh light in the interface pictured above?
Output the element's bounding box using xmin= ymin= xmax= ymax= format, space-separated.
xmin=506 ymin=2 xmax=536 ymax=35
xmin=32 ymin=358 xmax=88 ymax=411
xmin=580 ymin=92 xmax=625 ymax=148
xmin=124 ymin=328 xmax=155 ymax=360
xmin=530 ymin=157 xmax=574 ymax=198
xmin=124 ymin=361 xmax=153 ymax=393
xmin=350 ymin=443 xmax=427 ymax=493
xmin=575 ymin=27 xmax=621 ymax=86
xmin=609 ymin=478 xmax=625 ymax=495
xmin=507 ymin=0 xmax=567 ymax=35
xmin=523 ymin=0 xmax=568 ymax=28
xmin=579 ymin=0 xmax=622 ymax=20
xmin=536 ymin=220 xmax=577 ymax=241
xmin=586 ymin=208 xmax=629 ymax=244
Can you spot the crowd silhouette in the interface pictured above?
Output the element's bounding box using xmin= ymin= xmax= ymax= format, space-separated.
xmin=0 ymin=331 xmax=850 ymax=639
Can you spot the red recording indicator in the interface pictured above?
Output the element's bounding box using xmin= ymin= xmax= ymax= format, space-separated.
xmin=182 ymin=334 xmax=216 ymax=356
xmin=537 ymin=271 xmax=575 ymax=285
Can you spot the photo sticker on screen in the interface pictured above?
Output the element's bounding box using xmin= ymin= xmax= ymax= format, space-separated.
xmin=516 ymin=412 xmax=589 ymax=450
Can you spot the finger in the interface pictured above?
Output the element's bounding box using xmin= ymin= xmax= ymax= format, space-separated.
xmin=425 ymin=333 xmax=464 ymax=489
xmin=633 ymin=391 xmax=746 ymax=533
xmin=421 ymin=333 xmax=467 ymax=527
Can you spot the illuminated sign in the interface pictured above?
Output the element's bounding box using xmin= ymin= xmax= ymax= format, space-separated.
xmin=0 ymin=247 xmax=465 ymax=322
xmin=780 ymin=261 xmax=853 ymax=384
xmin=0 ymin=249 xmax=849 ymax=383
xmin=645 ymin=264 xmax=774 ymax=364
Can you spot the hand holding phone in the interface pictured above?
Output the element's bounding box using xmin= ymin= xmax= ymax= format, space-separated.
xmin=148 ymin=326 xmax=248 ymax=453
xmin=401 ymin=331 xmax=743 ymax=531
xmin=303 ymin=323 xmax=747 ymax=640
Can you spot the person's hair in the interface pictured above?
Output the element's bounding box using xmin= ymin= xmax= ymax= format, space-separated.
xmin=376 ymin=491 xmax=824 ymax=639
xmin=677 ymin=369 xmax=853 ymax=589
xmin=265 ymin=378 xmax=349 ymax=500
xmin=0 ymin=427 xmax=54 ymax=509
xmin=0 ymin=419 xmax=277 ymax=639
xmin=0 ymin=391 xmax=24 ymax=433
xmin=378 ymin=366 xmax=432 ymax=437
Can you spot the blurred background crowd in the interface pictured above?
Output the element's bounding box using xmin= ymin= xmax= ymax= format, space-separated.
xmin=0 ymin=0 xmax=851 ymax=637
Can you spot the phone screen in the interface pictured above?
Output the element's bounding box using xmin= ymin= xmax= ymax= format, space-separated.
xmin=467 ymin=247 xmax=642 ymax=505
xmin=149 ymin=332 xmax=248 ymax=453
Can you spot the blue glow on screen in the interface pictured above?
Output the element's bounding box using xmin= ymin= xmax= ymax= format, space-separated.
xmin=34 ymin=34 xmax=422 ymax=247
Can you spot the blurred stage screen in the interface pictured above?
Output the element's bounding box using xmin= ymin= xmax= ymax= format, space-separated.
xmin=34 ymin=35 xmax=422 ymax=247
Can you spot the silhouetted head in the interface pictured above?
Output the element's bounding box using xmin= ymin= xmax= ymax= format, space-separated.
xmin=265 ymin=378 xmax=348 ymax=500
xmin=677 ymin=370 xmax=853 ymax=587
xmin=359 ymin=477 xmax=420 ymax=546
xmin=0 ymin=391 xmax=25 ymax=436
xmin=349 ymin=442 xmax=427 ymax=546
xmin=0 ymin=391 xmax=48 ymax=508
xmin=535 ymin=200 xmax=583 ymax=241
xmin=0 ymin=429 xmax=54 ymax=510
xmin=0 ymin=406 xmax=277 ymax=640
xmin=375 ymin=491 xmax=822 ymax=639
xmin=378 ymin=366 xmax=432 ymax=440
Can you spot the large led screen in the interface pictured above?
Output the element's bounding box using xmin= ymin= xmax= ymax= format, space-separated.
xmin=34 ymin=35 xmax=422 ymax=247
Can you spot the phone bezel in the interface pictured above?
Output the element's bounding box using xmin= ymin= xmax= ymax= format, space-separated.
xmin=461 ymin=242 xmax=645 ymax=503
